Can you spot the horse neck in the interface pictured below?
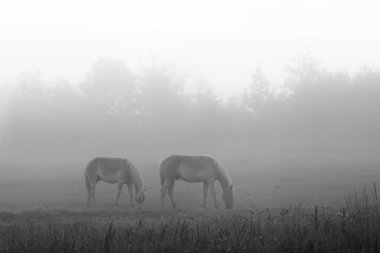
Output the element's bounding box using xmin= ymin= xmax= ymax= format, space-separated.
xmin=129 ymin=164 xmax=143 ymax=192
xmin=216 ymin=166 xmax=232 ymax=191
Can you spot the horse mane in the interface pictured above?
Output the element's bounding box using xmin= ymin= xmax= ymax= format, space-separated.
xmin=126 ymin=159 xmax=144 ymax=191
xmin=210 ymin=157 xmax=232 ymax=189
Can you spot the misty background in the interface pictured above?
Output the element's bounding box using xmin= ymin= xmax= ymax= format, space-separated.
xmin=0 ymin=0 xmax=380 ymax=208
xmin=1 ymin=53 xmax=380 ymax=174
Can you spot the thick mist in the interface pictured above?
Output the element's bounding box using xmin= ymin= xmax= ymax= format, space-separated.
xmin=1 ymin=0 xmax=380 ymax=211
xmin=2 ymin=3 xmax=380 ymax=252
xmin=1 ymin=54 xmax=380 ymax=211
xmin=1 ymin=55 xmax=380 ymax=181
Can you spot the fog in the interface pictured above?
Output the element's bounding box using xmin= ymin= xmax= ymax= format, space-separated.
xmin=2 ymin=0 xmax=380 ymax=96
xmin=1 ymin=0 xmax=380 ymax=209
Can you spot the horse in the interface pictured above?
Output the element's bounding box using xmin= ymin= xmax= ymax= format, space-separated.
xmin=159 ymin=154 xmax=234 ymax=209
xmin=84 ymin=157 xmax=146 ymax=208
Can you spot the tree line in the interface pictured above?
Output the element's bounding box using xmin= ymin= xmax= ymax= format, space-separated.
xmin=2 ymin=54 xmax=380 ymax=158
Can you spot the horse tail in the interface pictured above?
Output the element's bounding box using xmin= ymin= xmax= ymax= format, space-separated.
xmin=159 ymin=155 xmax=178 ymax=186
xmin=85 ymin=171 xmax=90 ymax=191
xmin=84 ymin=165 xmax=91 ymax=193
xmin=84 ymin=159 xmax=96 ymax=193
xmin=159 ymin=161 xmax=164 ymax=186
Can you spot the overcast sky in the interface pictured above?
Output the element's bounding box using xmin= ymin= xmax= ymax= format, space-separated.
xmin=1 ymin=0 xmax=380 ymax=97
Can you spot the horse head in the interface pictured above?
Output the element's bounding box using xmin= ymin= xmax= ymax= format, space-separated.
xmin=135 ymin=187 xmax=147 ymax=206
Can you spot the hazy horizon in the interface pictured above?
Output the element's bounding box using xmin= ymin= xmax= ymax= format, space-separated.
xmin=1 ymin=0 xmax=380 ymax=98
xmin=1 ymin=3 xmax=380 ymax=251
xmin=0 ymin=0 xmax=379 ymax=199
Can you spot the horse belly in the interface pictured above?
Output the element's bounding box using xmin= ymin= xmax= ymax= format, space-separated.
xmin=178 ymin=167 xmax=209 ymax=183
xmin=98 ymin=171 xmax=122 ymax=184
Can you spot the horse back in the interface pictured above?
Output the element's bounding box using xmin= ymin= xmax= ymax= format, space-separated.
xmin=161 ymin=155 xmax=219 ymax=182
xmin=85 ymin=157 xmax=130 ymax=183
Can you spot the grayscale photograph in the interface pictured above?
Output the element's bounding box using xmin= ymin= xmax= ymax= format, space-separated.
xmin=0 ymin=0 xmax=380 ymax=252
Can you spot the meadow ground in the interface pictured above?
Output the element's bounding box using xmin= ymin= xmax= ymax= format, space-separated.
xmin=1 ymin=149 xmax=380 ymax=252
xmin=1 ymin=149 xmax=379 ymax=210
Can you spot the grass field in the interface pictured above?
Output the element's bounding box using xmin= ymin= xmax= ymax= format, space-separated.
xmin=1 ymin=150 xmax=380 ymax=252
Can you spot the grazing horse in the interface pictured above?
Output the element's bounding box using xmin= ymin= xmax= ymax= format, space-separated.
xmin=159 ymin=155 xmax=234 ymax=209
xmin=84 ymin=157 xmax=146 ymax=208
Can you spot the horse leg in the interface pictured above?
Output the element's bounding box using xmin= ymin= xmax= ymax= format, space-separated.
xmin=92 ymin=181 xmax=98 ymax=204
xmin=85 ymin=172 xmax=96 ymax=208
xmin=115 ymin=183 xmax=123 ymax=206
xmin=85 ymin=175 xmax=91 ymax=208
xmin=168 ymin=181 xmax=177 ymax=209
xmin=89 ymin=181 xmax=97 ymax=206
xmin=127 ymin=184 xmax=134 ymax=207
xmin=161 ymin=180 xmax=171 ymax=208
xmin=209 ymin=180 xmax=219 ymax=209
xmin=202 ymin=182 xmax=209 ymax=209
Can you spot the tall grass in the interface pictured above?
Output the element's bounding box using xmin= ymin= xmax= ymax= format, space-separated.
xmin=1 ymin=184 xmax=380 ymax=252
